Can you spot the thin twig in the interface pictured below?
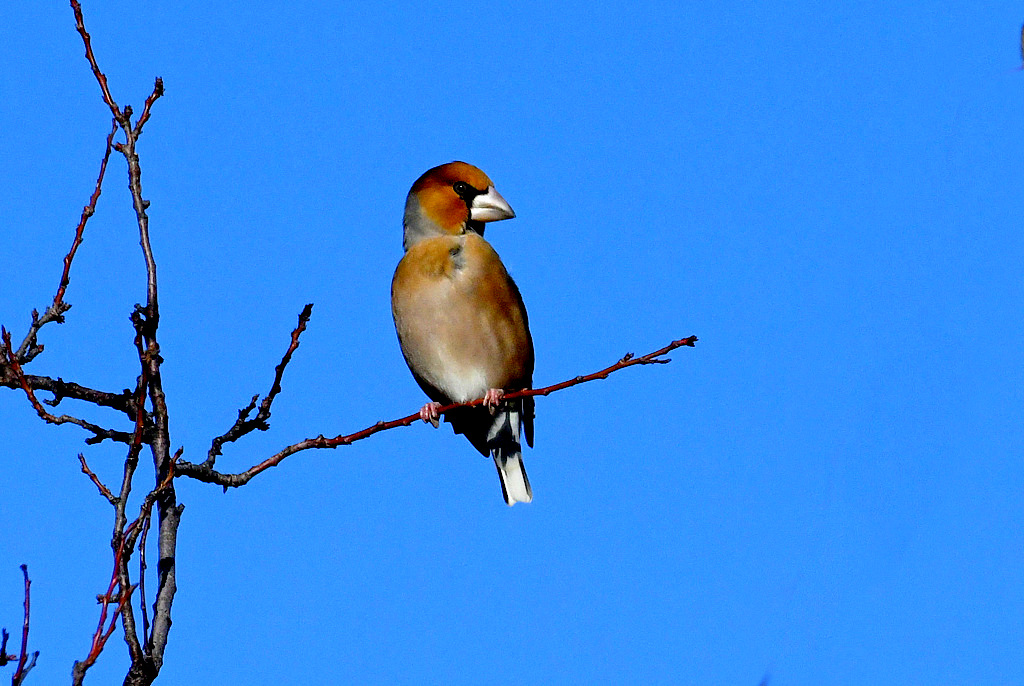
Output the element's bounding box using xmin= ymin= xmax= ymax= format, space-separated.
xmin=176 ymin=336 xmax=698 ymax=488
xmin=204 ymin=304 xmax=313 ymax=469
xmin=70 ymin=445 xmax=175 ymax=685
xmin=111 ymin=322 xmax=154 ymax=667
xmin=74 ymin=553 xmax=133 ymax=683
xmin=60 ymin=3 xmax=176 ymax=684
xmin=12 ymin=565 xmax=39 ymax=686
xmin=133 ymin=79 xmax=164 ymax=137
xmin=10 ymin=119 xmax=118 ymax=365
xmin=79 ymin=453 xmax=118 ymax=505
xmin=138 ymin=510 xmax=152 ymax=647
xmin=51 ymin=118 xmax=119 ymax=312
xmin=70 ymin=0 xmax=122 ymax=122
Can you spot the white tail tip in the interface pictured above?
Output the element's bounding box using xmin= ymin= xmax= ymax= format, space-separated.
xmin=494 ymin=453 xmax=532 ymax=506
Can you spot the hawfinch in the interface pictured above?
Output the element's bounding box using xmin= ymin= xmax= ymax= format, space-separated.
xmin=391 ymin=162 xmax=535 ymax=505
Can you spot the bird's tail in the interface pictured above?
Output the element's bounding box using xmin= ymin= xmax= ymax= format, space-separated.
xmin=493 ymin=450 xmax=532 ymax=506
xmin=488 ymin=407 xmax=532 ymax=506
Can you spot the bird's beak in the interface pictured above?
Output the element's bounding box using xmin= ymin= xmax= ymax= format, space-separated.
xmin=470 ymin=186 xmax=515 ymax=222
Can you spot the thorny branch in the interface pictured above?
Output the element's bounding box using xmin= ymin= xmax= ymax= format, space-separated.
xmin=176 ymin=336 xmax=699 ymax=488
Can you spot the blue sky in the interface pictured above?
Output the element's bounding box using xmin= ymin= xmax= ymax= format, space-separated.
xmin=2 ymin=1 xmax=1023 ymax=684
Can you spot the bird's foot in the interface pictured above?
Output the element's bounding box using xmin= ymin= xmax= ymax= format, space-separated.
xmin=419 ymin=402 xmax=442 ymax=428
xmin=483 ymin=388 xmax=504 ymax=414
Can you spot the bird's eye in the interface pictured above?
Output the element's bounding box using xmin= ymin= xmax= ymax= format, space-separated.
xmin=453 ymin=181 xmax=472 ymax=198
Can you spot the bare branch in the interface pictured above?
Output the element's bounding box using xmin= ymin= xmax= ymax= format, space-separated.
xmin=51 ymin=118 xmax=119 ymax=315
xmin=133 ymin=79 xmax=164 ymax=138
xmin=79 ymin=454 xmax=118 ymax=505
xmin=108 ymin=324 xmax=159 ymax=669
xmin=11 ymin=565 xmax=40 ymax=686
xmin=138 ymin=512 xmax=153 ymax=649
xmin=204 ymin=304 xmax=314 ymax=469
xmin=0 ymin=118 xmax=118 ymax=369
xmin=66 ymin=5 xmax=179 ymax=678
xmin=176 ymin=336 xmax=698 ymax=488
xmin=72 ymin=555 xmax=133 ymax=686
xmin=70 ymin=0 xmax=122 ymax=122
xmin=2 ymin=329 xmax=136 ymax=445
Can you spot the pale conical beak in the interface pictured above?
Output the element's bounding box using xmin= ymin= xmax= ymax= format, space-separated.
xmin=470 ymin=186 xmax=515 ymax=222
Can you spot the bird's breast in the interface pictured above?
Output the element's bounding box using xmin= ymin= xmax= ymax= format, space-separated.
xmin=391 ymin=234 xmax=533 ymax=403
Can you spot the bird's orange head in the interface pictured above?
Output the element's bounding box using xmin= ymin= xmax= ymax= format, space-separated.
xmin=402 ymin=161 xmax=515 ymax=250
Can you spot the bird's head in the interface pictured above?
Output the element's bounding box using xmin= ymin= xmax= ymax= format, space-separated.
xmin=402 ymin=161 xmax=515 ymax=250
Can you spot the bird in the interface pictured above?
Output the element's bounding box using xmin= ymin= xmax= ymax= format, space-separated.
xmin=1020 ymin=22 xmax=1024 ymax=69
xmin=391 ymin=161 xmax=535 ymax=505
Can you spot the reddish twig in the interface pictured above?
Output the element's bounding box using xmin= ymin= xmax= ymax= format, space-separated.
xmin=11 ymin=565 xmax=40 ymax=686
xmin=204 ymin=304 xmax=314 ymax=469
xmin=72 ymin=451 xmax=175 ymax=685
xmin=11 ymin=118 xmax=118 ymax=365
xmin=51 ymin=119 xmax=119 ymax=313
xmin=70 ymin=0 xmax=122 ymax=122
xmin=79 ymin=453 xmax=117 ymax=505
xmin=75 ymin=549 xmax=133 ymax=682
xmin=133 ymin=79 xmax=165 ymax=137
xmin=0 ymin=117 xmax=141 ymax=426
xmin=176 ymin=336 xmax=698 ymax=488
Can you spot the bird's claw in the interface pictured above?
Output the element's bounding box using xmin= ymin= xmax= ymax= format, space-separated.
xmin=419 ymin=402 xmax=441 ymax=428
xmin=483 ymin=388 xmax=504 ymax=414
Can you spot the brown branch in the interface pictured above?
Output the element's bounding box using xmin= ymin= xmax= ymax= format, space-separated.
xmin=176 ymin=336 xmax=698 ymax=488
xmin=71 ymin=450 xmax=177 ymax=686
xmin=123 ymin=450 xmax=178 ymax=685
xmin=2 ymin=329 xmax=136 ymax=445
xmin=0 ymin=372 xmax=139 ymax=416
xmin=79 ymin=453 xmax=117 ymax=505
xmin=204 ymin=304 xmax=314 ymax=469
xmin=40 ymin=4 xmax=177 ymax=684
xmin=11 ymin=565 xmax=39 ymax=686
